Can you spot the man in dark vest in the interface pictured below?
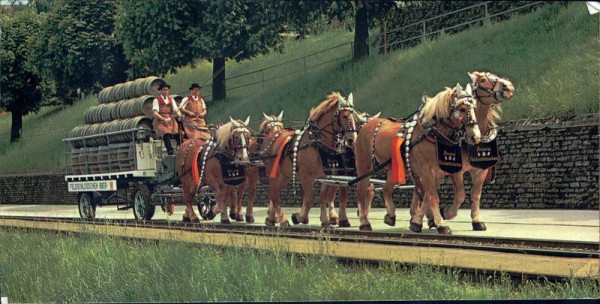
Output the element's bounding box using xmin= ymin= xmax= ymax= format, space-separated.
xmin=152 ymin=83 xmax=180 ymax=155
xmin=179 ymin=83 xmax=208 ymax=139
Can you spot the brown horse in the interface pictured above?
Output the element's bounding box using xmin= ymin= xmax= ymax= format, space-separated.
xmin=175 ymin=117 xmax=251 ymax=223
xmin=261 ymin=92 xmax=358 ymax=227
xmin=354 ymin=83 xmax=480 ymax=234
xmin=321 ymin=110 xmax=381 ymax=227
xmin=228 ymin=111 xmax=285 ymax=224
xmin=438 ymin=72 xmax=515 ymax=230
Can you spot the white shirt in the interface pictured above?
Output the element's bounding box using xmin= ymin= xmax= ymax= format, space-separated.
xmin=181 ymin=96 xmax=205 ymax=110
xmin=152 ymin=95 xmax=180 ymax=113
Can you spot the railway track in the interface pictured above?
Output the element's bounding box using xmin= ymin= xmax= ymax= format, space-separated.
xmin=1 ymin=215 xmax=598 ymax=280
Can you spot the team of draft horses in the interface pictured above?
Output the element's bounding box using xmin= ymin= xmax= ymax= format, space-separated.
xmin=165 ymin=71 xmax=514 ymax=235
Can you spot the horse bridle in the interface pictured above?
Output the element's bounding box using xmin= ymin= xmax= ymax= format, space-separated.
xmin=473 ymin=72 xmax=506 ymax=105
xmin=228 ymin=126 xmax=250 ymax=158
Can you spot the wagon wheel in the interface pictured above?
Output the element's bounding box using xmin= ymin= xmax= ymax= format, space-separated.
xmin=132 ymin=184 xmax=155 ymax=220
xmin=78 ymin=192 xmax=96 ymax=220
xmin=197 ymin=194 xmax=217 ymax=220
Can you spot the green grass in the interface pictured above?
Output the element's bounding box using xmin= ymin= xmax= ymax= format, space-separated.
xmin=0 ymin=228 xmax=598 ymax=302
xmin=0 ymin=2 xmax=597 ymax=173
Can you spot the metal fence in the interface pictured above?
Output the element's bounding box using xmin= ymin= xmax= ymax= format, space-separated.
xmin=202 ymin=1 xmax=545 ymax=100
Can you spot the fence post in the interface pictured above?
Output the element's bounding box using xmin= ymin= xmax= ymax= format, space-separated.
xmin=484 ymin=2 xmax=489 ymax=25
xmin=261 ymin=69 xmax=264 ymax=89
xmin=421 ymin=20 xmax=427 ymax=43
xmin=303 ymin=57 xmax=307 ymax=75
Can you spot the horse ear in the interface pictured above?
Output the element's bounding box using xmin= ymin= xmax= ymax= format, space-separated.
xmin=467 ymin=72 xmax=477 ymax=82
xmin=263 ymin=113 xmax=270 ymax=119
xmin=244 ymin=116 xmax=250 ymax=126
xmin=373 ymin=112 xmax=381 ymax=119
xmin=465 ymin=83 xmax=473 ymax=95
xmin=455 ymin=83 xmax=463 ymax=95
xmin=229 ymin=116 xmax=236 ymax=124
xmin=278 ymin=110 xmax=284 ymax=121
xmin=348 ymin=93 xmax=354 ymax=106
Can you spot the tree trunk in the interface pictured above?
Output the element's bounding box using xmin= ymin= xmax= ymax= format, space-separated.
xmin=10 ymin=108 xmax=23 ymax=143
xmin=212 ymin=57 xmax=226 ymax=102
xmin=379 ymin=21 xmax=388 ymax=54
xmin=353 ymin=1 xmax=369 ymax=60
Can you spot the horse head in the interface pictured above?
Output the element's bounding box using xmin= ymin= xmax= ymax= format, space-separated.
xmin=336 ymin=92 xmax=358 ymax=148
xmin=260 ymin=110 xmax=285 ymax=134
xmin=451 ymin=83 xmax=481 ymax=145
xmin=216 ymin=116 xmax=251 ymax=164
xmin=468 ymin=71 xmax=515 ymax=105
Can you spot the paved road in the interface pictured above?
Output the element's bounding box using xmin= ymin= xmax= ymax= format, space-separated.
xmin=0 ymin=205 xmax=598 ymax=243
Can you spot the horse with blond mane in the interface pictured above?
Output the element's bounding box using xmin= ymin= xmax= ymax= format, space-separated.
xmin=175 ymin=117 xmax=251 ymax=222
xmin=430 ymin=72 xmax=515 ymax=231
xmin=228 ymin=111 xmax=286 ymax=223
xmin=354 ymin=83 xmax=480 ymax=234
xmin=261 ymin=92 xmax=358 ymax=227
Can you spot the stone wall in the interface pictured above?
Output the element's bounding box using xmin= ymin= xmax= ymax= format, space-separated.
xmin=1 ymin=114 xmax=598 ymax=209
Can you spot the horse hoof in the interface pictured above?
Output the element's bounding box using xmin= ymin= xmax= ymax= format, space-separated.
xmin=235 ymin=214 xmax=244 ymax=222
xmin=280 ymin=220 xmax=290 ymax=228
xmin=428 ymin=219 xmax=436 ymax=229
xmin=472 ymin=222 xmax=487 ymax=231
xmin=205 ymin=210 xmax=216 ymax=221
xmin=321 ymin=222 xmax=331 ymax=229
xmin=338 ymin=220 xmax=351 ymax=228
xmin=246 ymin=215 xmax=255 ymax=224
xmin=409 ymin=221 xmax=422 ymax=233
xmin=359 ymin=224 xmax=372 ymax=231
xmin=221 ymin=219 xmax=231 ymax=224
xmin=291 ymin=213 xmax=308 ymax=225
xmin=265 ymin=218 xmax=275 ymax=227
xmin=384 ymin=214 xmax=396 ymax=226
xmin=330 ymin=217 xmax=339 ymax=225
xmin=182 ymin=216 xmax=191 ymax=223
xmin=229 ymin=212 xmax=237 ymax=220
xmin=291 ymin=213 xmax=300 ymax=225
xmin=437 ymin=226 xmax=452 ymax=235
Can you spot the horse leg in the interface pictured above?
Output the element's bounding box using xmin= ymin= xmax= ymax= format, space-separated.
xmin=325 ymin=186 xmax=339 ymax=225
xmin=245 ymin=169 xmax=259 ymax=224
xmin=317 ymin=186 xmax=332 ymax=228
xmin=423 ymin=177 xmax=451 ymax=235
xmin=408 ymin=190 xmax=422 ymax=232
xmin=443 ymin=173 xmax=466 ymax=221
xmin=469 ymin=169 xmax=488 ymax=231
xmin=356 ymin=178 xmax=373 ymax=231
xmin=382 ymin=174 xmax=396 ymax=226
xmin=233 ymin=184 xmax=245 ymax=222
xmin=427 ymin=175 xmax=447 ymax=229
xmin=292 ymin=177 xmax=315 ymax=225
xmin=182 ymin=177 xmax=200 ymax=223
xmin=337 ymin=187 xmax=351 ymax=227
xmin=267 ymin=179 xmax=289 ymax=227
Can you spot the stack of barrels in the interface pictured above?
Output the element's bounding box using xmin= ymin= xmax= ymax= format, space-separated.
xmin=67 ymin=76 xmax=168 ymax=175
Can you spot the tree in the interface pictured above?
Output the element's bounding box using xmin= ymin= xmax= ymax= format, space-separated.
xmin=201 ymin=1 xmax=287 ymax=101
xmin=115 ymin=0 xmax=206 ymax=79
xmin=32 ymin=0 xmax=128 ymax=104
xmin=116 ymin=0 xmax=288 ymax=102
xmin=0 ymin=10 xmax=46 ymax=142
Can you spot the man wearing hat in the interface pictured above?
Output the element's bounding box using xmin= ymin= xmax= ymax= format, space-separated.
xmin=152 ymin=82 xmax=180 ymax=155
xmin=179 ymin=83 xmax=208 ymax=139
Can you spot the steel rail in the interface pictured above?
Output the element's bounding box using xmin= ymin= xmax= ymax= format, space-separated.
xmin=1 ymin=215 xmax=597 ymax=259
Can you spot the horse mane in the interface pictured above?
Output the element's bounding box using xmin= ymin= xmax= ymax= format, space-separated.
xmin=216 ymin=121 xmax=234 ymax=150
xmin=308 ymin=92 xmax=342 ymax=122
xmin=420 ymin=87 xmax=454 ymax=123
xmin=485 ymin=104 xmax=502 ymax=128
xmin=259 ymin=117 xmax=280 ymax=134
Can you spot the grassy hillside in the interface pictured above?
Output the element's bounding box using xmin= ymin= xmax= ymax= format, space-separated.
xmin=0 ymin=2 xmax=597 ymax=173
